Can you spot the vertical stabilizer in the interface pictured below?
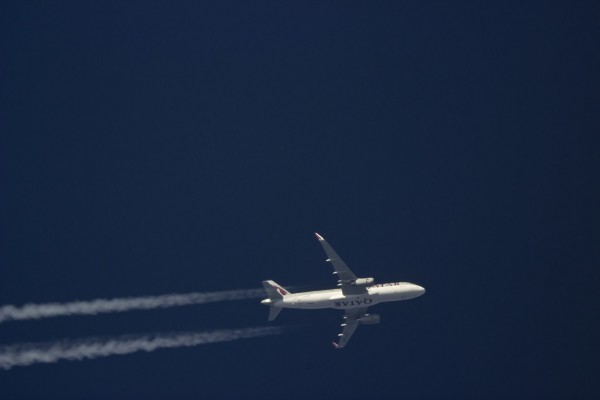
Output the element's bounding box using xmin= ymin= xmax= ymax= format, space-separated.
xmin=262 ymin=280 xmax=290 ymax=321
xmin=261 ymin=280 xmax=292 ymax=300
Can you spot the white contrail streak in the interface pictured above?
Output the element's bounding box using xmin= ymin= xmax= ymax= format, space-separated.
xmin=0 ymin=326 xmax=283 ymax=370
xmin=0 ymin=289 xmax=265 ymax=324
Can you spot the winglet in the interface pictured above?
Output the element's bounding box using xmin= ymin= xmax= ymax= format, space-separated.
xmin=315 ymin=232 xmax=325 ymax=241
xmin=332 ymin=342 xmax=340 ymax=349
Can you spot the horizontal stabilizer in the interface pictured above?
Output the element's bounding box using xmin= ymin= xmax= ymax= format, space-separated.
xmin=268 ymin=306 xmax=282 ymax=321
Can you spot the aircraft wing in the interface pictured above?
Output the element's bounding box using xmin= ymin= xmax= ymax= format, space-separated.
xmin=315 ymin=233 xmax=366 ymax=295
xmin=332 ymin=307 xmax=369 ymax=349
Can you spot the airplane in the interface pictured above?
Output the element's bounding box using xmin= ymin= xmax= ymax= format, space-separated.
xmin=261 ymin=232 xmax=426 ymax=348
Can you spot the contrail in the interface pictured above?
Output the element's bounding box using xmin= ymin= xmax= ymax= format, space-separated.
xmin=0 ymin=326 xmax=283 ymax=370
xmin=0 ymin=288 xmax=265 ymax=324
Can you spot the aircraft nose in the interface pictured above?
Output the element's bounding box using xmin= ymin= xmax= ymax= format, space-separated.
xmin=415 ymin=285 xmax=426 ymax=296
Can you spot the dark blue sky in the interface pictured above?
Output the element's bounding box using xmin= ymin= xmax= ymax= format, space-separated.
xmin=1 ymin=1 xmax=599 ymax=399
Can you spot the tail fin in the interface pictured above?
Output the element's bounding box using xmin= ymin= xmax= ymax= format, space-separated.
xmin=261 ymin=280 xmax=292 ymax=301
xmin=262 ymin=280 xmax=291 ymax=322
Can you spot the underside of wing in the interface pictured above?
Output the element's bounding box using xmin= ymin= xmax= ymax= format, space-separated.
xmin=332 ymin=307 xmax=369 ymax=349
xmin=314 ymin=233 xmax=368 ymax=295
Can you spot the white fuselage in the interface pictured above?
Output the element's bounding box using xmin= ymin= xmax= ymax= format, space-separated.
xmin=261 ymin=281 xmax=425 ymax=310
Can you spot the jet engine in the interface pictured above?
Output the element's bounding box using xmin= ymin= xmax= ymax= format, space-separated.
xmin=351 ymin=277 xmax=374 ymax=287
xmin=357 ymin=314 xmax=380 ymax=324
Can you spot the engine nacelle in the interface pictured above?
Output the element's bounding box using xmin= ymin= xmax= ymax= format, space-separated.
xmin=351 ymin=277 xmax=374 ymax=287
xmin=358 ymin=314 xmax=380 ymax=325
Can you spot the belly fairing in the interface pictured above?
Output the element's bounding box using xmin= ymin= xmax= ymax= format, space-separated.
xmin=284 ymin=292 xmax=332 ymax=309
